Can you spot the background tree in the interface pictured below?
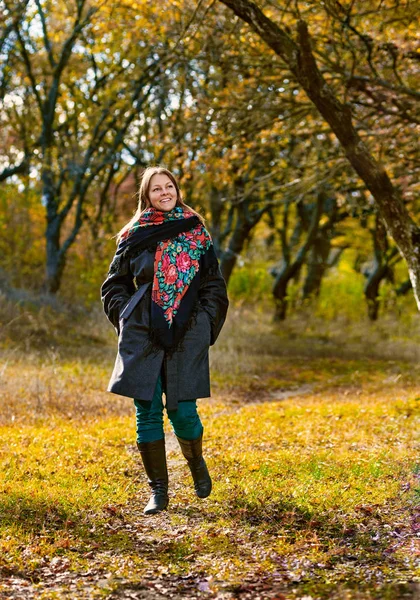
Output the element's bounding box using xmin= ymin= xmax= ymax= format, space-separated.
xmin=0 ymin=0 xmax=32 ymax=182
xmin=301 ymin=194 xmax=349 ymax=300
xmin=1 ymin=0 xmax=418 ymax=322
xmin=217 ymin=0 xmax=420 ymax=309
xmin=270 ymin=190 xmax=323 ymax=320
xmin=3 ymin=0 xmax=185 ymax=293
xmin=361 ymin=212 xmax=401 ymax=320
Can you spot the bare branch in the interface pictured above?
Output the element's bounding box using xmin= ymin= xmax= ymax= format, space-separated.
xmin=34 ymin=0 xmax=56 ymax=68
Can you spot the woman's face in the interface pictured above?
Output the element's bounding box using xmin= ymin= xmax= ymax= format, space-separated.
xmin=148 ymin=173 xmax=177 ymax=212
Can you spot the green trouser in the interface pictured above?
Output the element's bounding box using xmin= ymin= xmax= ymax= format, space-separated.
xmin=133 ymin=372 xmax=203 ymax=443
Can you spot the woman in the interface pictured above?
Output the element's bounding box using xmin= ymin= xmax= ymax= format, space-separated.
xmin=101 ymin=166 xmax=229 ymax=515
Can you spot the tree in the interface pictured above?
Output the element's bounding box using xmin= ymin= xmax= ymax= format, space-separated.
xmin=217 ymin=0 xmax=420 ymax=310
xmin=270 ymin=191 xmax=323 ymax=320
xmin=3 ymin=0 xmax=177 ymax=292
xmin=361 ymin=212 xmax=401 ymax=320
xmin=301 ymin=195 xmax=349 ymax=300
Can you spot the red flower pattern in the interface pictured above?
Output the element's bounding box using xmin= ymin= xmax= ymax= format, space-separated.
xmin=176 ymin=251 xmax=192 ymax=272
xmin=162 ymin=253 xmax=171 ymax=270
xmin=164 ymin=264 xmax=178 ymax=285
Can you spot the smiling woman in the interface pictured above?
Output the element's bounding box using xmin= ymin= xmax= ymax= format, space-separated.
xmin=149 ymin=174 xmax=177 ymax=212
xmin=100 ymin=166 xmax=229 ymax=515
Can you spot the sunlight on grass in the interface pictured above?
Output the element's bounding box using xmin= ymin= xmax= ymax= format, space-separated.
xmin=0 ymin=303 xmax=419 ymax=598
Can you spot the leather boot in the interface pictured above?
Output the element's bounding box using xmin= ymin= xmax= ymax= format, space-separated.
xmin=137 ymin=438 xmax=169 ymax=515
xmin=176 ymin=432 xmax=212 ymax=498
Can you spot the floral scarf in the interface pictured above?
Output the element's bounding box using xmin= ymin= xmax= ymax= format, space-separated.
xmin=115 ymin=206 xmax=216 ymax=354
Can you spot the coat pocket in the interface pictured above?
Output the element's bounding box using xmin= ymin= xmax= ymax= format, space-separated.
xmin=199 ymin=306 xmax=212 ymax=345
xmin=119 ymin=282 xmax=152 ymax=321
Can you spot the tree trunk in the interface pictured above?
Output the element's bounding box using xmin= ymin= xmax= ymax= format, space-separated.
xmin=44 ymin=210 xmax=66 ymax=294
xmin=218 ymin=192 xmax=268 ymax=285
xmin=303 ymin=245 xmax=347 ymax=299
xmin=271 ymin=193 xmax=324 ymax=319
xmin=219 ymin=220 xmax=252 ymax=285
xmin=362 ymin=215 xmax=399 ymax=320
xmin=272 ymin=265 xmax=297 ymax=321
xmin=302 ymin=236 xmax=331 ymax=299
xmin=273 ymin=278 xmax=288 ymax=321
xmin=364 ymin=264 xmax=387 ymax=321
xmin=45 ymin=238 xmax=66 ymax=294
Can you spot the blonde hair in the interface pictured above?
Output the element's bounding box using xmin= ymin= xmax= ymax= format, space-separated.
xmin=116 ymin=166 xmax=205 ymax=243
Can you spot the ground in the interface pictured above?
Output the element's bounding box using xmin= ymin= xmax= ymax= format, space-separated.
xmin=0 ymin=304 xmax=419 ymax=599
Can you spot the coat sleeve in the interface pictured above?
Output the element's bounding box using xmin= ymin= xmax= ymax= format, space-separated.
xmin=100 ymin=254 xmax=136 ymax=335
xmin=198 ymin=248 xmax=229 ymax=346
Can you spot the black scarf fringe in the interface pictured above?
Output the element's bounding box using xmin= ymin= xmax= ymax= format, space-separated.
xmin=143 ymin=298 xmax=201 ymax=360
xmin=108 ymin=243 xmax=158 ymax=278
xmin=108 ymin=254 xmax=122 ymax=277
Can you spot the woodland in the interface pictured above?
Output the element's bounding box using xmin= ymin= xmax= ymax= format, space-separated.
xmin=0 ymin=0 xmax=419 ymax=599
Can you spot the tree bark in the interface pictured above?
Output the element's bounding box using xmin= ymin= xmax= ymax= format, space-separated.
xmin=362 ymin=215 xmax=399 ymax=321
xmin=300 ymin=195 xmax=348 ymax=299
xmin=272 ymin=193 xmax=323 ymax=320
xmin=219 ymin=223 xmax=252 ymax=284
xmin=219 ymin=201 xmax=266 ymax=284
xmin=303 ymin=245 xmax=347 ymax=299
xmin=45 ymin=227 xmax=66 ymax=295
xmin=218 ymin=0 xmax=420 ymax=310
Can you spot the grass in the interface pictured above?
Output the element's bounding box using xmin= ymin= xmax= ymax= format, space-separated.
xmin=0 ymin=299 xmax=419 ymax=598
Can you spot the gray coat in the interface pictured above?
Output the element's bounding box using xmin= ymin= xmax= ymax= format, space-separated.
xmin=101 ymin=246 xmax=229 ymax=410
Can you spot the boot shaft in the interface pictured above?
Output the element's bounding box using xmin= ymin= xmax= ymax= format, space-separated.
xmin=137 ymin=438 xmax=169 ymax=514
